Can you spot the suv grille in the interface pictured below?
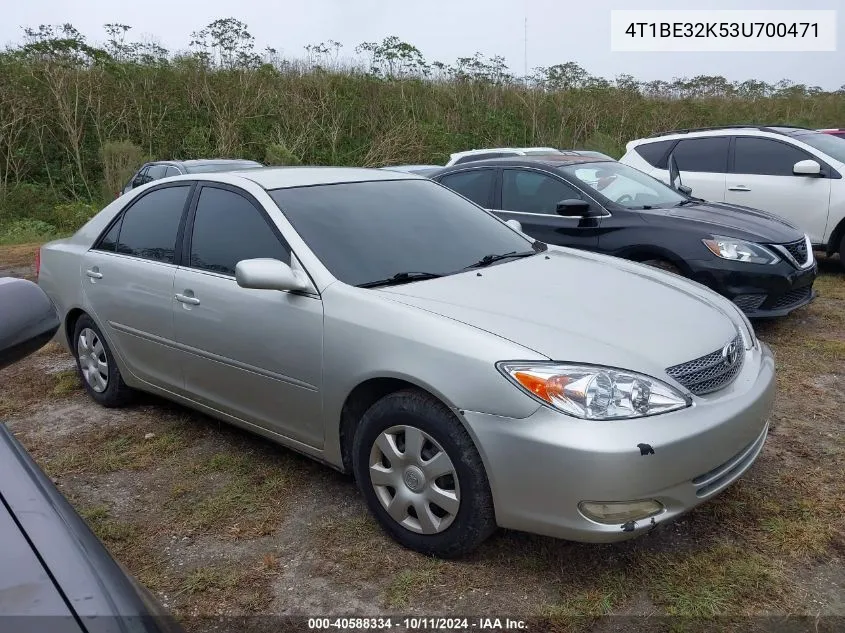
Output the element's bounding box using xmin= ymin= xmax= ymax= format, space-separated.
xmin=666 ymin=334 xmax=744 ymax=396
xmin=779 ymin=238 xmax=809 ymax=266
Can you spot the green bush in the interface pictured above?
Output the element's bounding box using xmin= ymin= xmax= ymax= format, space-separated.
xmin=50 ymin=201 xmax=100 ymax=232
xmin=101 ymin=140 xmax=145 ymax=198
xmin=0 ymin=219 xmax=60 ymax=245
xmin=264 ymin=143 xmax=301 ymax=166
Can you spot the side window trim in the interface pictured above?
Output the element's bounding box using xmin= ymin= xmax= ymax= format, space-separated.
xmin=181 ymin=182 xmax=293 ymax=278
xmin=500 ymin=167 xmax=610 ymax=217
xmin=91 ymin=181 xmax=197 ymax=265
xmin=728 ymin=135 xmax=832 ymax=177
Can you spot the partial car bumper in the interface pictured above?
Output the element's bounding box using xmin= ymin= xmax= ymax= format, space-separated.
xmin=686 ymin=258 xmax=816 ymax=318
xmin=460 ymin=342 xmax=775 ymax=542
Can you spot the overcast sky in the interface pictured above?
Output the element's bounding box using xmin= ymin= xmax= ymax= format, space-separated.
xmin=3 ymin=0 xmax=843 ymax=88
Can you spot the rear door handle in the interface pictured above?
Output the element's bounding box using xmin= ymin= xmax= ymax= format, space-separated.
xmin=85 ymin=269 xmax=103 ymax=279
xmin=728 ymin=185 xmax=751 ymax=192
xmin=175 ymin=293 xmax=200 ymax=306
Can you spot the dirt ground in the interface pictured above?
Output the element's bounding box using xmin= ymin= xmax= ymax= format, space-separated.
xmin=1 ymin=243 xmax=843 ymax=632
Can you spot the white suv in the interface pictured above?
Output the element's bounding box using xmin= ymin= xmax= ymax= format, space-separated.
xmin=620 ymin=126 xmax=845 ymax=259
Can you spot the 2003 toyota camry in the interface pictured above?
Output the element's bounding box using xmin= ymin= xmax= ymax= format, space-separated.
xmin=36 ymin=167 xmax=775 ymax=557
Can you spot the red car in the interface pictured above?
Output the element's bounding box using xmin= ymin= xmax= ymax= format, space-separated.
xmin=818 ymin=128 xmax=845 ymax=140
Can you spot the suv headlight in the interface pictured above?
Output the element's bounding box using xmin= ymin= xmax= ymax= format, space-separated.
xmin=497 ymin=362 xmax=691 ymax=420
xmin=703 ymin=236 xmax=780 ymax=265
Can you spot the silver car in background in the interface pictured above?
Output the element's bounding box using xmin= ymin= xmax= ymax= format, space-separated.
xmin=37 ymin=167 xmax=774 ymax=557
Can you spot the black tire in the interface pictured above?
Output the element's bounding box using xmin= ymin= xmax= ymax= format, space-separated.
xmin=642 ymin=258 xmax=682 ymax=275
xmin=72 ymin=314 xmax=133 ymax=407
xmin=352 ymin=389 xmax=496 ymax=558
xmin=839 ymin=235 xmax=845 ymax=267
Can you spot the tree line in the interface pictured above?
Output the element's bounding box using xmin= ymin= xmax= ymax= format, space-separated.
xmin=0 ymin=18 xmax=843 ymax=241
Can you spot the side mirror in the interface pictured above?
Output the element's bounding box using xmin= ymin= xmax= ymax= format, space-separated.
xmin=678 ymin=184 xmax=693 ymax=195
xmin=0 ymin=278 xmax=60 ymax=370
xmin=505 ymin=219 xmax=523 ymax=232
xmin=793 ymin=159 xmax=821 ymax=176
xmin=235 ymin=258 xmax=311 ymax=292
xmin=555 ymin=199 xmax=591 ymax=217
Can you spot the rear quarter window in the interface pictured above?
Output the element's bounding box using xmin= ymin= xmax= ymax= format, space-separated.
xmin=633 ymin=140 xmax=675 ymax=169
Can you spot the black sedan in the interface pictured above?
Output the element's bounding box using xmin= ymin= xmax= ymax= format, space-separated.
xmin=0 ymin=277 xmax=182 ymax=633
xmin=430 ymin=156 xmax=817 ymax=318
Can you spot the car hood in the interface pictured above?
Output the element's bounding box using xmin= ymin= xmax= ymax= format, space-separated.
xmin=661 ymin=200 xmax=803 ymax=243
xmin=378 ymin=248 xmax=741 ymax=378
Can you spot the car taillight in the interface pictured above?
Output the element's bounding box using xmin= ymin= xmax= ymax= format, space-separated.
xmin=34 ymin=250 xmax=41 ymax=282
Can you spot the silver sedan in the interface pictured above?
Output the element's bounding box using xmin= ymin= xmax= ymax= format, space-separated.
xmin=37 ymin=167 xmax=774 ymax=557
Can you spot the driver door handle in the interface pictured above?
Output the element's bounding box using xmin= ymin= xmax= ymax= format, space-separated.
xmin=175 ymin=293 xmax=200 ymax=306
xmin=728 ymin=185 xmax=751 ymax=192
xmin=85 ymin=269 xmax=103 ymax=279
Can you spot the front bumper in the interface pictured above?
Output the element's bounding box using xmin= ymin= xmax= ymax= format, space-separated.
xmin=685 ymin=257 xmax=817 ymax=318
xmin=461 ymin=342 xmax=775 ymax=542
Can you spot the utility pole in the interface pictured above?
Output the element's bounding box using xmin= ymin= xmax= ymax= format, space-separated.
xmin=524 ymin=16 xmax=528 ymax=83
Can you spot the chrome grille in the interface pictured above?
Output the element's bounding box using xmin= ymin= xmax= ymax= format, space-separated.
xmin=666 ymin=334 xmax=744 ymax=396
xmin=769 ymin=286 xmax=812 ymax=310
xmin=777 ymin=238 xmax=809 ymax=266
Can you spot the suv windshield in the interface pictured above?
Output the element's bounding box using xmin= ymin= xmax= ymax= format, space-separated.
xmin=791 ymin=132 xmax=845 ymax=164
xmin=560 ymin=161 xmax=686 ymax=208
xmin=269 ymin=179 xmax=538 ymax=287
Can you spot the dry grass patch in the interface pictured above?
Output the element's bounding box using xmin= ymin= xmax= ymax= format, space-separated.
xmin=41 ymin=424 xmax=190 ymax=476
xmin=638 ymin=543 xmax=787 ymax=616
xmin=0 ymin=242 xmax=39 ymax=270
xmin=165 ymin=446 xmax=313 ymax=538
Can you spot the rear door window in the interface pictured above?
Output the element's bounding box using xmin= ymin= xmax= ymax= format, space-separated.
xmin=670 ymin=137 xmax=729 ymax=173
xmin=111 ymin=185 xmax=191 ymax=263
xmin=437 ymin=169 xmax=496 ymax=207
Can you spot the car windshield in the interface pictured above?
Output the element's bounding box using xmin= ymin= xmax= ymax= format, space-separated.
xmin=269 ymin=179 xmax=538 ymax=287
xmin=184 ymin=162 xmax=263 ymax=174
xmin=791 ymin=132 xmax=845 ymax=164
xmin=559 ymin=161 xmax=686 ymax=208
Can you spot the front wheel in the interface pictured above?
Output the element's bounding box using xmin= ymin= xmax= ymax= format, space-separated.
xmin=352 ymin=390 xmax=496 ymax=558
xmin=641 ymin=258 xmax=682 ymax=276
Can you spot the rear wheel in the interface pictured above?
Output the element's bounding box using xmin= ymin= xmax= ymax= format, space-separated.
xmin=73 ymin=315 xmax=133 ymax=407
xmin=352 ymin=389 xmax=496 ymax=558
xmin=839 ymin=235 xmax=845 ymax=267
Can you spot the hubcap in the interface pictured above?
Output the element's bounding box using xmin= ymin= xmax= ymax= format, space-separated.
xmin=369 ymin=425 xmax=460 ymax=535
xmin=77 ymin=328 xmax=109 ymax=393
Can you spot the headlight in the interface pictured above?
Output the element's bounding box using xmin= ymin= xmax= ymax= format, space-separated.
xmin=497 ymin=362 xmax=690 ymax=420
xmin=702 ymin=236 xmax=780 ymax=265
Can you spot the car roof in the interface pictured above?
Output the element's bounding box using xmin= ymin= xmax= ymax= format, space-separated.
xmin=231 ymin=166 xmax=424 ymax=189
xmin=633 ymin=125 xmax=815 ymax=144
xmin=433 ymin=155 xmax=613 ymax=173
xmin=449 ymin=147 xmax=559 ymax=160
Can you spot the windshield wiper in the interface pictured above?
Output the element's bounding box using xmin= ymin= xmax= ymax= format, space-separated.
xmin=356 ymin=271 xmax=444 ymax=288
xmin=675 ymin=199 xmax=697 ymax=206
xmin=462 ymin=250 xmax=537 ymax=270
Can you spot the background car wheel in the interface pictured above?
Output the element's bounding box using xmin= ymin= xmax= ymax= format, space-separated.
xmin=642 ymin=258 xmax=682 ymax=275
xmin=352 ymin=389 xmax=496 ymax=558
xmin=73 ymin=315 xmax=133 ymax=407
